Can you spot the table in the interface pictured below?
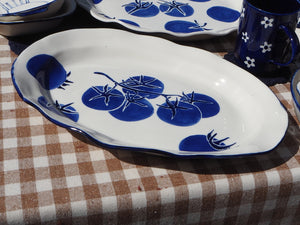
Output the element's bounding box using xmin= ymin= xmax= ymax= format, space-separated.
xmin=1 ymin=7 xmax=300 ymax=225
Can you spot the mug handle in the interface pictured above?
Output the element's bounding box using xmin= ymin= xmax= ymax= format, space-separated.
xmin=270 ymin=25 xmax=299 ymax=66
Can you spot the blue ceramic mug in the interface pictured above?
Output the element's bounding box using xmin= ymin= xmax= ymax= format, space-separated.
xmin=234 ymin=0 xmax=300 ymax=76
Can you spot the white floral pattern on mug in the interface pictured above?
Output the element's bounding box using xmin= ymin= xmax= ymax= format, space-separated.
xmin=260 ymin=42 xmax=272 ymax=53
xmin=241 ymin=7 xmax=245 ymax=18
xmin=261 ymin=16 xmax=274 ymax=28
xmin=244 ymin=56 xmax=255 ymax=68
xmin=242 ymin=32 xmax=249 ymax=42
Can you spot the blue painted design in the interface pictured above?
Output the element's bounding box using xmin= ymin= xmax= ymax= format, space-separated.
xmin=121 ymin=75 xmax=164 ymax=99
xmin=55 ymin=101 xmax=79 ymax=122
xmin=27 ymin=54 xmax=72 ymax=90
xmin=123 ymin=0 xmax=159 ymax=17
xmin=179 ymin=130 xmax=236 ymax=152
xmin=109 ymin=92 xmax=154 ymax=121
xmin=119 ymin=19 xmax=140 ymax=27
xmin=158 ymin=0 xmax=194 ymax=17
xmin=82 ymin=85 xmax=125 ymax=110
xmin=38 ymin=96 xmax=79 ymax=122
xmin=82 ymin=71 xmax=220 ymax=125
xmin=157 ymin=98 xmax=201 ymax=126
xmin=181 ymin=92 xmax=219 ymax=118
xmin=92 ymin=0 xmax=102 ymax=4
xmin=0 ymin=0 xmax=50 ymax=16
xmin=207 ymin=6 xmax=240 ymax=23
xmin=165 ymin=20 xmax=211 ymax=33
xmin=38 ymin=96 xmax=54 ymax=111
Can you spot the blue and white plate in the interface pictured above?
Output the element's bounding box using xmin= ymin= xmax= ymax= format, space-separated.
xmin=0 ymin=0 xmax=75 ymax=36
xmin=77 ymin=0 xmax=242 ymax=39
xmin=0 ymin=0 xmax=60 ymax=16
xmin=12 ymin=29 xmax=288 ymax=157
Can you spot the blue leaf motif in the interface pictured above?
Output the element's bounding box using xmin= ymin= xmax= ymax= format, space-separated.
xmin=158 ymin=0 xmax=194 ymax=17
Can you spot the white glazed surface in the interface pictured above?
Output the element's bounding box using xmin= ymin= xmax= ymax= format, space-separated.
xmin=76 ymin=0 xmax=242 ymax=40
xmin=12 ymin=29 xmax=288 ymax=157
xmin=0 ymin=0 xmax=75 ymax=36
xmin=0 ymin=0 xmax=64 ymax=21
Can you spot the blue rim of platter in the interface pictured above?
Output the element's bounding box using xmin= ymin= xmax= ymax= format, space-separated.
xmin=76 ymin=0 xmax=242 ymax=39
xmin=11 ymin=28 xmax=288 ymax=158
xmin=0 ymin=0 xmax=56 ymax=16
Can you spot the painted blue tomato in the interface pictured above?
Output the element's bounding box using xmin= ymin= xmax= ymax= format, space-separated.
xmin=179 ymin=134 xmax=215 ymax=152
xmin=82 ymin=85 xmax=125 ymax=111
xmin=165 ymin=20 xmax=211 ymax=33
xmin=123 ymin=0 xmax=159 ymax=17
xmin=27 ymin=54 xmax=71 ymax=90
xmin=109 ymin=92 xmax=154 ymax=121
xmin=179 ymin=130 xmax=236 ymax=152
xmin=159 ymin=1 xmax=194 ymax=17
xmin=207 ymin=6 xmax=240 ymax=23
xmin=181 ymin=92 xmax=220 ymax=118
xmin=122 ymin=75 xmax=164 ymax=99
xmin=56 ymin=102 xmax=79 ymax=122
xmin=38 ymin=96 xmax=79 ymax=122
xmin=157 ymin=98 xmax=201 ymax=126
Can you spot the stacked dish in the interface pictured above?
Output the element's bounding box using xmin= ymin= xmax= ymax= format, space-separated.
xmin=0 ymin=0 xmax=76 ymax=36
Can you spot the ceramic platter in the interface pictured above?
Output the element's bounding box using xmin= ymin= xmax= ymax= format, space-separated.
xmin=0 ymin=0 xmax=57 ymax=16
xmin=12 ymin=29 xmax=288 ymax=157
xmin=76 ymin=0 xmax=242 ymax=39
xmin=0 ymin=0 xmax=76 ymax=36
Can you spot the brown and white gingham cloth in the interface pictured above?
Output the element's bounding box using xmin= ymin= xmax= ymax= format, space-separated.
xmin=1 ymin=34 xmax=299 ymax=225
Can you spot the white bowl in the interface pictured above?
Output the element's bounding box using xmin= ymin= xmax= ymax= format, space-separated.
xmin=291 ymin=69 xmax=300 ymax=123
xmin=0 ymin=0 xmax=64 ymax=21
xmin=0 ymin=0 xmax=75 ymax=36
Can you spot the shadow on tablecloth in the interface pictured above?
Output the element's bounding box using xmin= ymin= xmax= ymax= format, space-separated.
xmin=69 ymin=108 xmax=299 ymax=175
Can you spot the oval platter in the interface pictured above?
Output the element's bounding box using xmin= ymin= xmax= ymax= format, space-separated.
xmin=76 ymin=0 xmax=242 ymax=40
xmin=12 ymin=28 xmax=288 ymax=157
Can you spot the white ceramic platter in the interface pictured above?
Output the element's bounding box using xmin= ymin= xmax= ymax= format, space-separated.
xmin=76 ymin=0 xmax=242 ymax=40
xmin=12 ymin=29 xmax=288 ymax=157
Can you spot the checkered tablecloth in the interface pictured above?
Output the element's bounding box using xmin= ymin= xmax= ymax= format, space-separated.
xmin=1 ymin=29 xmax=300 ymax=225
